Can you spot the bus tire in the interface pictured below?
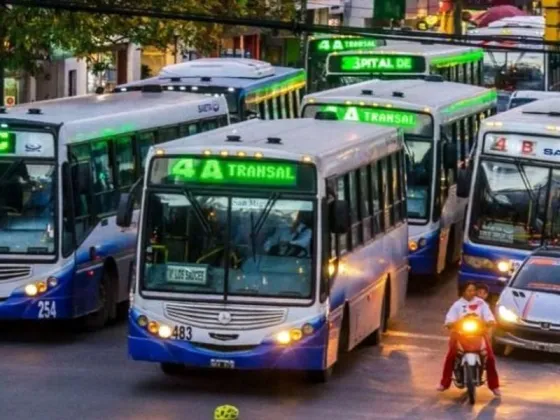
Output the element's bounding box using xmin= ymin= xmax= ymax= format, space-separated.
xmin=306 ymin=366 xmax=333 ymax=383
xmin=85 ymin=269 xmax=115 ymax=331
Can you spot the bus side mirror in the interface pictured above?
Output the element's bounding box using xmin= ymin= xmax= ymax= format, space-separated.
xmin=71 ymin=161 xmax=92 ymax=194
xmin=443 ymin=142 xmax=457 ymax=170
xmin=457 ymin=167 xmax=472 ymax=198
xmin=116 ymin=193 xmax=134 ymax=228
xmin=329 ymin=200 xmax=350 ymax=234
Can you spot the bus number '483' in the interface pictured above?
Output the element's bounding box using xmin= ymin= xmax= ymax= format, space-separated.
xmin=172 ymin=325 xmax=192 ymax=341
xmin=38 ymin=301 xmax=57 ymax=319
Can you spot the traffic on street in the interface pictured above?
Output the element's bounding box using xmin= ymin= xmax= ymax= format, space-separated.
xmin=1 ymin=269 xmax=559 ymax=420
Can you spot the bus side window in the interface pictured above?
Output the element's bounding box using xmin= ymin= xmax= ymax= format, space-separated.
xmin=371 ymin=161 xmax=383 ymax=235
xmin=115 ymin=136 xmax=135 ymax=191
xmin=68 ymin=144 xmax=93 ymax=244
xmin=137 ymin=131 xmax=155 ymax=173
xmin=258 ymin=102 xmax=266 ymax=119
xmin=159 ymin=126 xmax=179 ymax=143
xmin=398 ymin=150 xmax=407 ymax=220
xmin=287 ymin=91 xmax=295 ymax=118
xmin=359 ymin=166 xmax=373 ymax=243
xmin=392 ymin=153 xmax=404 ymax=225
xmin=459 ymin=119 xmax=466 ymax=168
xmin=380 ymin=157 xmax=393 ymax=229
xmin=91 ymin=140 xmax=117 ymax=214
xmin=348 ymin=170 xmax=362 ymax=248
xmin=179 ymin=122 xmax=198 ymax=137
xmin=336 ymin=176 xmax=348 ymax=254
xmin=200 ymin=118 xmax=218 ymax=132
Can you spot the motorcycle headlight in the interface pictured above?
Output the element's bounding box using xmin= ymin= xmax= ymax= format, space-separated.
xmin=462 ymin=319 xmax=479 ymax=333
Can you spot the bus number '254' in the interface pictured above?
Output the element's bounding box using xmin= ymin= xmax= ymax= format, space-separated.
xmin=172 ymin=325 xmax=192 ymax=341
xmin=38 ymin=301 xmax=57 ymax=319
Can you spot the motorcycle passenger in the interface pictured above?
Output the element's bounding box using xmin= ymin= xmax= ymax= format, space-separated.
xmin=437 ymin=282 xmax=501 ymax=396
xmin=476 ymin=283 xmax=490 ymax=302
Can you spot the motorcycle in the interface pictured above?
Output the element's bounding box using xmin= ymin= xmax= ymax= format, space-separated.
xmin=452 ymin=314 xmax=488 ymax=404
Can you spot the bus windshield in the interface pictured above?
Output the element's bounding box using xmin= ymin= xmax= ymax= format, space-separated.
xmin=302 ymin=104 xmax=433 ymax=222
xmin=508 ymin=97 xmax=537 ymax=109
xmin=142 ymin=192 xmax=314 ymax=299
xmin=483 ymin=47 xmax=545 ymax=91
xmin=468 ymin=158 xmax=560 ymax=249
xmin=0 ymin=159 xmax=56 ymax=255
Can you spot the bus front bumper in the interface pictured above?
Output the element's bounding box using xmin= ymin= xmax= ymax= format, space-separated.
xmin=128 ymin=318 xmax=328 ymax=371
xmin=0 ymin=293 xmax=72 ymax=320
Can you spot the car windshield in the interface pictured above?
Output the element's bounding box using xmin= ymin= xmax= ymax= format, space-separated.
xmin=141 ymin=192 xmax=314 ymax=299
xmin=469 ymin=159 xmax=560 ymax=249
xmin=512 ymin=256 xmax=560 ymax=294
xmin=0 ymin=160 xmax=56 ymax=254
xmin=508 ymin=97 xmax=537 ymax=109
xmin=483 ymin=47 xmax=545 ymax=91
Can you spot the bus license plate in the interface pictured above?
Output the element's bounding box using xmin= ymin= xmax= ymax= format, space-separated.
xmin=210 ymin=359 xmax=235 ymax=369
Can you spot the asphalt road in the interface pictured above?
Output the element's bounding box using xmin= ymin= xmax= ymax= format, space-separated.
xmin=1 ymin=270 xmax=559 ymax=420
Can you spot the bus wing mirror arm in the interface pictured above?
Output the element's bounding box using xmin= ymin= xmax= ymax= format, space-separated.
xmin=329 ymin=200 xmax=350 ymax=234
xmin=116 ymin=193 xmax=134 ymax=228
xmin=457 ymin=167 xmax=473 ymax=199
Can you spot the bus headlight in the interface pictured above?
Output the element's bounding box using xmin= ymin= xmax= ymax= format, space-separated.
xmin=276 ymin=330 xmax=291 ymax=345
xmin=148 ymin=321 xmax=159 ymax=334
xmin=496 ymin=260 xmax=510 ymax=273
xmin=24 ymin=283 xmax=38 ymax=297
xmin=24 ymin=277 xmax=58 ymax=297
xmin=158 ymin=324 xmax=173 ymax=339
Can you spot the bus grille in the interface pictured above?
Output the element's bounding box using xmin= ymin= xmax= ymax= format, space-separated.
xmin=164 ymin=303 xmax=287 ymax=330
xmin=0 ymin=266 xmax=32 ymax=282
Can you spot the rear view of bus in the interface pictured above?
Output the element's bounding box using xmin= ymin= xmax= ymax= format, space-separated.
xmin=458 ymin=98 xmax=560 ymax=296
xmin=122 ymin=118 xmax=408 ymax=381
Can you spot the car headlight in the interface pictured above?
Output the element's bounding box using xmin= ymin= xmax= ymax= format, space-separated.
xmin=498 ymin=305 xmax=518 ymax=323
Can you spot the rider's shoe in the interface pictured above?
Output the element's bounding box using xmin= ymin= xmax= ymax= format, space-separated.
xmin=491 ymin=388 xmax=502 ymax=397
xmin=437 ymin=384 xmax=448 ymax=392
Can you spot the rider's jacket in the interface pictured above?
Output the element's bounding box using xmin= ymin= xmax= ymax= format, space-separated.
xmin=444 ymin=297 xmax=495 ymax=325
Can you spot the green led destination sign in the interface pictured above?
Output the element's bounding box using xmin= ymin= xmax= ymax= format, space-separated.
xmin=0 ymin=132 xmax=16 ymax=154
xmin=320 ymin=105 xmax=418 ymax=128
xmin=328 ymin=54 xmax=427 ymax=75
xmin=151 ymin=156 xmax=317 ymax=192
xmin=309 ymin=37 xmax=386 ymax=55
xmin=170 ymin=158 xmax=297 ymax=186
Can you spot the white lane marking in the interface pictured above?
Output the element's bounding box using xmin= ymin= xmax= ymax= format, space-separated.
xmin=385 ymin=330 xmax=449 ymax=342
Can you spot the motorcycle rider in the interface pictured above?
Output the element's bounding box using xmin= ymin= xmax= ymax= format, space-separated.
xmin=437 ymin=282 xmax=501 ymax=396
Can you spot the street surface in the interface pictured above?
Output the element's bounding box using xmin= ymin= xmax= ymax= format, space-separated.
xmin=1 ymin=270 xmax=559 ymax=420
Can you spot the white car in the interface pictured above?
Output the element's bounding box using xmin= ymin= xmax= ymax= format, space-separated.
xmin=493 ymin=247 xmax=560 ymax=355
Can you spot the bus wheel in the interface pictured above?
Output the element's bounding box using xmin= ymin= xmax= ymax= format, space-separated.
xmin=306 ymin=366 xmax=332 ymax=383
xmin=85 ymin=270 xmax=113 ymax=331
xmin=161 ymin=363 xmax=185 ymax=376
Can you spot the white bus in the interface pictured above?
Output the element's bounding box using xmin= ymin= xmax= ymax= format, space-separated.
xmin=457 ymin=97 xmax=560 ymax=297
xmin=324 ymin=43 xmax=484 ymax=91
xmin=118 ymin=117 xmax=408 ymax=381
xmin=0 ymin=89 xmax=228 ymax=328
xmin=301 ymin=78 xmax=498 ymax=280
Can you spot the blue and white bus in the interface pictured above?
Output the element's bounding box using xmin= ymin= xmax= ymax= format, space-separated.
xmin=301 ymin=78 xmax=498 ymax=280
xmin=118 ymin=117 xmax=408 ymax=381
xmin=115 ymin=58 xmax=306 ymax=123
xmin=457 ymin=97 xmax=560 ymax=296
xmin=0 ymin=89 xmax=229 ymax=328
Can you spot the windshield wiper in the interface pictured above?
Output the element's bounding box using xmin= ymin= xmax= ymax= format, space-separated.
xmin=513 ymin=159 xmax=536 ymax=203
xmin=249 ymin=192 xmax=280 ymax=262
xmin=182 ymin=188 xmax=212 ymax=235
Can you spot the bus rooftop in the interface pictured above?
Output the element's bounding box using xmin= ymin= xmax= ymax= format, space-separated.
xmin=0 ymin=91 xmax=228 ymax=143
xmin=303 ymin=78 xmax=496 ymax=116
xmin=151 ymin=117 xmax=401 ymax=172
xmin=483 ymin=96 xmax=560 ymax=133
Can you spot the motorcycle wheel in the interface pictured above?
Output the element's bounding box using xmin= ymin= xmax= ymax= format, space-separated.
xmin=465 ymin=365 xmax=476 ymax=405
